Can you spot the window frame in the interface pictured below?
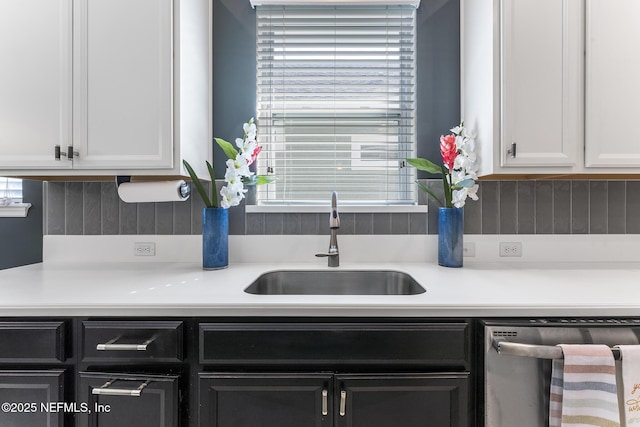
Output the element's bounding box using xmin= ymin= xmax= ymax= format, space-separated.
xmin=253 ymin=3 xmax=419 ymax=208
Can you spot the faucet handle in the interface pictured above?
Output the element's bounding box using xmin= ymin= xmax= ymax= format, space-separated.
xmin=315 ymin=250 xmax=339 ymax=267
xmin=315 ymin=252 xmax=338 ymax=258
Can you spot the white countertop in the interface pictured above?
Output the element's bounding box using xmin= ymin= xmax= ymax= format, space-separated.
xmin=1 ymin=259 xmax=639 ymax=317
xmin=1 ymin=234 xmax=639 ymax=317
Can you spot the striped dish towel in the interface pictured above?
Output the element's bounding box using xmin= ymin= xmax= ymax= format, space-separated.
xmin=614 ymin=345 xmax=640 ymax=426
xmin=550 ymin=358 xmax=565 ymax=427
xmin=550 ymin=344 xmax=621 ymax=427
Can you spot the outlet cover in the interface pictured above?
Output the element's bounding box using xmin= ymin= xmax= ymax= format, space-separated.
xmin=499 ymin=242 xmax=522 ymax=257
xmin=463 ymin=242 xmax=476 ymax=257
xmin=134 ymin=242 xmax=156 ymax=256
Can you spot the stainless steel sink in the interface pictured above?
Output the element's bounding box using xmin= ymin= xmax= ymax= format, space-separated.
xmin=244 ymin=270 xmax=426 ymax=295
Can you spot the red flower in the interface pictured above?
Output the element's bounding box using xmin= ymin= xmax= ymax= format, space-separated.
xmin=440 ymin=134 xmax=458 ymax=170
xmin=246 ymin=145 xmax=262 ymax=166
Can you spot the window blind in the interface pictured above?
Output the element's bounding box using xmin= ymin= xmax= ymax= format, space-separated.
xmin=0 ymin=177 xmax=22 ymax=204
xmin=255 ymin=4 xmax=417 ymax=205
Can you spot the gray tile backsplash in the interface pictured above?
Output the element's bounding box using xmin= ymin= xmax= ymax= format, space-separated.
xmin=608 ymin=181 xmax=626 ymax=234
xmin=534 ymin=181 xmax=553 ymax=234
xmin=101 ymin=182 xmax=120 ymax=235
xmin=553 ymin=181 xmax=571 ymax=234
xmin=517 ymin=182 xmax=535 ymax=234
xmin=498 ymin=181 xmax=517 ymax=234
xmin=480 ymin=181 xmax=499 ymax=234
xmin=627 ymin=181 xmax=640 ymax=234
xmin=589 ymin=181 xmax=607 ymax=234
xmin=44 ymin=180 xmax=640 ymax=236
xmin=571 ymin=181 xmax=589 ymax=234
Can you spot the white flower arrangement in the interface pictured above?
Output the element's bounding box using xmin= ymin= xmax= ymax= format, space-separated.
xmin=184 ymin=118 xmax=272 ymax=208
xmin=407 ymin=121 xmax=479 ymax=208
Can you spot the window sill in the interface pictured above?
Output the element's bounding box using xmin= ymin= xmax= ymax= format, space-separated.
xmin=0 ymin=203 xmax=31 ymax=218
xmin=245 ymin=204 xmax=428 ymax=214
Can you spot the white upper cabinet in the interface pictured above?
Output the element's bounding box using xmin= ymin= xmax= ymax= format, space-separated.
xmin=501 ymin=0 xmax=582 ymax=168
xmin=585 ymin=0 xmax=640 ymax=168
xmin=73 ymin=0 xmax=173 ymax=170
xmin=463 ymin=0 xmax=640 ymax=176
xmin=0 ymin=0 xmax=73 ymax=170
xmin=462 ymin=0 xmax=583 ymax=176
xmin=0 ymin=0 xmax=211 ymax=178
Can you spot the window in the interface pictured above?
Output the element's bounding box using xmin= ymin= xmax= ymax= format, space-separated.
xmin=0 ymin=177 xmax=22 ymax=204
xmin=254 ymin=3 xmax=418 ymax=205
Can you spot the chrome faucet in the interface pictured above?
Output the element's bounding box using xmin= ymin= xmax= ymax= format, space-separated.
xmin=315 ymin=191 xmax=340 ymax=267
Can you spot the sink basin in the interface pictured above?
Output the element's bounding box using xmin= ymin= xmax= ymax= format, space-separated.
xmin=244 ymin=270 xmax=426 ymax=295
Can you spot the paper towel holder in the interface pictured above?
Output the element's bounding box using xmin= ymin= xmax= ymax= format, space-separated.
xmin=115 ymin=176 xmax=191 ymax=202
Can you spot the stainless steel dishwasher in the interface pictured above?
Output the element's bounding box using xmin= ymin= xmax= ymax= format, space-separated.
xmin=483 ymin=318 xmax=640 ymax=427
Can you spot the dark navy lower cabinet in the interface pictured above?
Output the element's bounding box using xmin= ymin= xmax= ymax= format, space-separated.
xmin=197 ymin=319 xmax=473 ymax=427
xmin=199 ymin=372 xmax=469 ymax=427
xmin=0 ymin=318 xmax=475 ymax=427
xmin=336 ymin=374 xmax=470 ymax=427
xmin=78 ymin=372 xmax=179 ymax=427
xmin=0 ymin=320 xmax=70 ymax=426
xmin=0 ymin=370 xmax=65 ymax=427
xmin=199 ymin=373 xmax=333 ymax=427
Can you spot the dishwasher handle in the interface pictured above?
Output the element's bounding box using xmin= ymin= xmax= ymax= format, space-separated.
xmin=492 ymin=339 xmax=622 ymax=360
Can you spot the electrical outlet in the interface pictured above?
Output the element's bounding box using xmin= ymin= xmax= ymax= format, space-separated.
xmin=134 ymin=242 xmax=156 ymax=256
xmin=499 ymin=242 xmax=522 ymax=257
xmin=463 ymin=242 xmax=476 ymax=257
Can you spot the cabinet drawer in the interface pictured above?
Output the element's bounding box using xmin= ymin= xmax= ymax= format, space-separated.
xmin=78 ymin=372 xmax=179 ymax=427
xmin=199 ymin=322 xmax=470 ymax=368
xmin=82 ymin=321 xmax=183 ymax=362
xmin=0 ymin=321 xmax=65 ymax=362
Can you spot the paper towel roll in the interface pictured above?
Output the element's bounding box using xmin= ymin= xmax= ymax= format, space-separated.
xmin=117 ymin=180 xmax=191 ymax=203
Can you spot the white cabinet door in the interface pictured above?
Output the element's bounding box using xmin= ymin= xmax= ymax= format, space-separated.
xmin=72 ymin=0 xmax=173 ymax=170
xmin=501 ymin=0 xmax=583 ymax=167
xmin=585 ymin=0 xmax=640 ymax=167
xmin=0 ymin=0 xmax=72 ymax=169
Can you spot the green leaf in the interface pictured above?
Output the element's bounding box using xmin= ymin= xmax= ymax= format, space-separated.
xmin=453 ymin=178 xmax=475 ymax=188
xmin=243 ymin=175 xmax=275 ymax=186
xmin=206 ymin=161 xmax=218 ymax=208
xmin=183 ymin=160 xmax=213 ymax=208
xmin=406 ymin=158 xmax=442 ymax=175
xmin=416 ymin=180 xmax=444 ymax=207
xmin=441 ymin=165 xmax=453 ymax=208
xmin=214 ymin=138 xmax=239 ymax=160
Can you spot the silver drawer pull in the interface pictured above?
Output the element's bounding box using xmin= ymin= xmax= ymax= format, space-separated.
xmin=92 ymin=379 xmax=151 ymax=397
xmin=96 ymin=334 xmax=157 ymax=351
xmin=339 ymin=390 xmax=346 ymax=417
xmin=322 ymin=389 xmax=328 ymax=416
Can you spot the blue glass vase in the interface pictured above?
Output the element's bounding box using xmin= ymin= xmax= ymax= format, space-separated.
xmin=438 ymin=207 xmax=463 ymax=268
xmin=202 ymin=207 xmax=228 ymax=270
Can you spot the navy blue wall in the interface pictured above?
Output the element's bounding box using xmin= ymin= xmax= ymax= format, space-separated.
xmin=0 ymin=180 xmax=43 ymax=270
xmin=211 ymin=0 xmax=461 ymax=177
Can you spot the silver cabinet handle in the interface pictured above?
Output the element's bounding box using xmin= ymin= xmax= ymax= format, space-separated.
xmin=54 ymin=145 xmax=78 ymax=161
xmin=96 ymin=334 xmax=157 ymax=351
xmin=92 ymin=379 xmax=150 ymax=397
xmin=339 ymin=390 xmax=346 ymax=417
xmin=322 ymin=389 xmax=328 ymax=416
xmin=66 ymin=146 xmax=79 ymax=159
